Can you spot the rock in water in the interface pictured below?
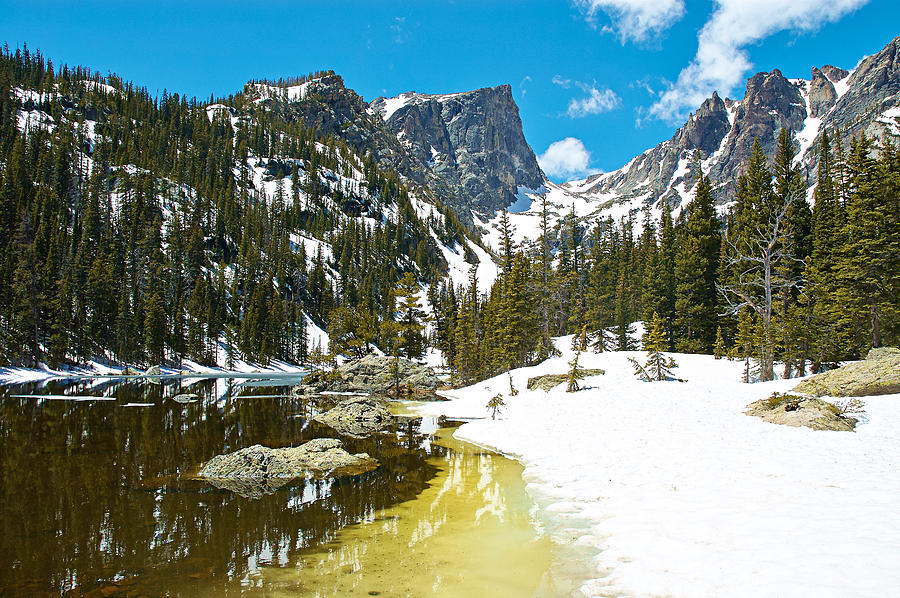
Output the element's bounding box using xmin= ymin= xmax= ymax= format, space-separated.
xmin=313 ymin=397 xmax=395 ymax=437
xmin=144 ymin=365 xmax=163 ymax=384
xmin=295 ymin=355 xmax=441 ymax=397
xmin=172 ymin=393 xmax=199 ymax=403
xmin=198 ymin=438 xmax=378 ymax=498
xmin=792 ymin=347 xmax=900 ymax=397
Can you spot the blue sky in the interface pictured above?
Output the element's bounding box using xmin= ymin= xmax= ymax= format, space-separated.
xmin=2 ymin=0 xmax=897 ymax=181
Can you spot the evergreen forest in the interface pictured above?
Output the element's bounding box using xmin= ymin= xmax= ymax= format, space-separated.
xmin=2 ymin=45 xmax=898 ymax=383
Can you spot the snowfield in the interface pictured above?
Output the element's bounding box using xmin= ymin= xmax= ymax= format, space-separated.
xmin=418 ymin=340 xmax=900 ymax=597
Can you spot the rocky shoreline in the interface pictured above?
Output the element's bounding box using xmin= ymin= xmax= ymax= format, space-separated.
xmin=293 ymin=355 xmax=444 ymax=399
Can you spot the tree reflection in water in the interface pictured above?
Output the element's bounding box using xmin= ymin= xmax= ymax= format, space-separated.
xmin=0 ymin=379 xmax=441 ymax=596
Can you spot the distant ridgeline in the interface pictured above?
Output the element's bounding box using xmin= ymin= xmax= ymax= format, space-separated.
xmin=0 ymin=43 xmax=898 ymax=384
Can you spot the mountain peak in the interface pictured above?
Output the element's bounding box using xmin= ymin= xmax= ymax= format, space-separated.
xmin=370 ymin=83 xmax=543 ymax=214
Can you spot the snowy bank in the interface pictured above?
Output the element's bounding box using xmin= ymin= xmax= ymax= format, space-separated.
xmin=419 ymin=342 xmax=900 ymax=597
xmin=0 ymin=357 xmax=306 ymax=384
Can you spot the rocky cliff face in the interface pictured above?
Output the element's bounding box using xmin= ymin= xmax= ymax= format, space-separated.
xmin=244 ymin=74 xmax=410 ymax=175
xmin=824 ymin=37 xmax=900 ymax=142
xmin=371 ymin=85 xmax=545 ymax=213
xmin=558 ymin=36 xmax=900 ymax=218
xmin=245 ymin=76 xmax=544 ymax=216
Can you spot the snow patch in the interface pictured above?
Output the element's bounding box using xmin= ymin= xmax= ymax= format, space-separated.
xmin=379 ymin=93 xmax=414 ymax=120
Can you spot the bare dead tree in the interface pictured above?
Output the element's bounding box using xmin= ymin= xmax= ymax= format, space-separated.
xmin=717 ymin=200 xmax=804 ymax=381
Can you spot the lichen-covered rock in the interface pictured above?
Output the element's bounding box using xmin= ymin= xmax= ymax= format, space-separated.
xmin=527 ymin=369 xmax=604 ymax=391
xmin=792 ymin=347 xmax=900 ymax=397
xmin=295 ymin=355 xmax=441 ymax=397
xmin=745 ymin=394 xmax=857 ymax=432
xmin=313 ymin=397 xmax=395 ymax=437
xmin=199 ymin=438 xmax=377 ymax=482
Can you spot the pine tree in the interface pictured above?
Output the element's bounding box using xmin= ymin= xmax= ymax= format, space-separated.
xmin=393 ymin=272 xmax=426 ymax=360
xmin=486 ymin=393 xmax=506 ymax=419
xmin=713 ymin=326 xmax=726 ymax=360
xmin=804 ymin=129 xmax=849 ymax=369
xmin=566 ymin=348 xmax=584 ymax=392
xmin=734 ymin=309 xmax=756 ymax=383
xmin=718 ymin=135 xmax=803 ymax=381
xmin=674 ymin=169 xmax=720 ymax=353
xmin=632 ymin=312 xmax=678 ymax=381
xmin=835 ymin=135 xmax=900 ymax=351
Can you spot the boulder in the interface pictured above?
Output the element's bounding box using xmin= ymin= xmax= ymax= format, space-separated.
xmin=172 ymin=393 xmax=199 ymax=403
xmin=792 ymin=347 xmax=900 ymax=397
xmin=198 ymin=438 xmax=378 ymax=498
xmin=746 ymin=394 xmax=857 ymax=432
xmin=313 ymin=396 xmax=395 ymax=437
xmin=295 ymin=355 xmax=442 ymax=397
xmin=527 ymin=369 xmax=605 ymax=391
xmin=144 ymin=365 xmax=163 ymax=384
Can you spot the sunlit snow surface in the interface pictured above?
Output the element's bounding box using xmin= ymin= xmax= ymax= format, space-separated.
xmin=419 ymin=340 xmax=900 ymax=597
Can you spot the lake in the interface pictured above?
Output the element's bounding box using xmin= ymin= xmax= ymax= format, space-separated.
xmin=0 ymin=376 xmax=569 ymax=597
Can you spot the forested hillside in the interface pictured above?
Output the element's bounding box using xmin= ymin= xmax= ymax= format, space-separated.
xmin=1 ymin=44 xmax=897 ymax=383
xmin=435 ymin=129 xmax=899 ymax=384
xmin=0 ymin=45 xmax=474 ymax=369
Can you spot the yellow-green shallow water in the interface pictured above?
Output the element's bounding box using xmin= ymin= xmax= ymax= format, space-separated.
xmin=240 ymin=426 xmax=570 ymax=597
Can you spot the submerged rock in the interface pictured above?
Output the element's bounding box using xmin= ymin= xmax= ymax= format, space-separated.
xmin=313 ymin=396 xmax=395 ymax=437
xmin=295 ymin=355 xmax=442 ymax=398
xmin=792 ymin=347 xmax=900 ymax=397
xmin=745 ymin=394 xmax=857 ymax=432
xmin=198 ymin=438 xmax=378 ymax=498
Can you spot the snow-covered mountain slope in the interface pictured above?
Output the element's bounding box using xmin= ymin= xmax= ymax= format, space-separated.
xmin=473 ymin=36 xmax=900 ymax=254
xmin=240 ymin=74 xmax=543 ymax=219
xmin=8 ymin=67 xmax=501 ymax=370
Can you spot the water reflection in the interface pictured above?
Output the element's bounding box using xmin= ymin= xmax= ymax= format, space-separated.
xmin=254 ymin=429 xmax=564 ymax=597
xmin=0 ymin=379 xmax=442 ymax=596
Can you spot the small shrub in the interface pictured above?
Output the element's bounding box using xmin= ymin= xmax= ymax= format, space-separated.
xmin=508 ymin=373 xmax=519 ymax=396
xmin=833 ymin=397 xmax=866 ymax=417
xmin=486 ymin=393 xmax=506 ymax=420
xmin=566 ymin=350 xmax=585 ymax=392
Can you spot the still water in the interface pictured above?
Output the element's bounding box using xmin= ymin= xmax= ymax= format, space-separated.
xmin=0 ymin=377 xmax=564 ymax=597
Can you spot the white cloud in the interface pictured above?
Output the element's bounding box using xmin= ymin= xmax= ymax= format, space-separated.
xmin=552 ymin=75 xmax=572 ymax=88
xmin=567 ymin=85 xmax=621 ymax=118
xmin=538 ymin=137 xmax=602 ymax=180
xmin=391 ymin=16 xmax=410 ymax=44
xmin=519 ymin=75 xmax=532 ymax=97
xmin=575 ymin=0 xmax=685 ymax=43
xmin=649 ymin=0 xmax=868 ymax=123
